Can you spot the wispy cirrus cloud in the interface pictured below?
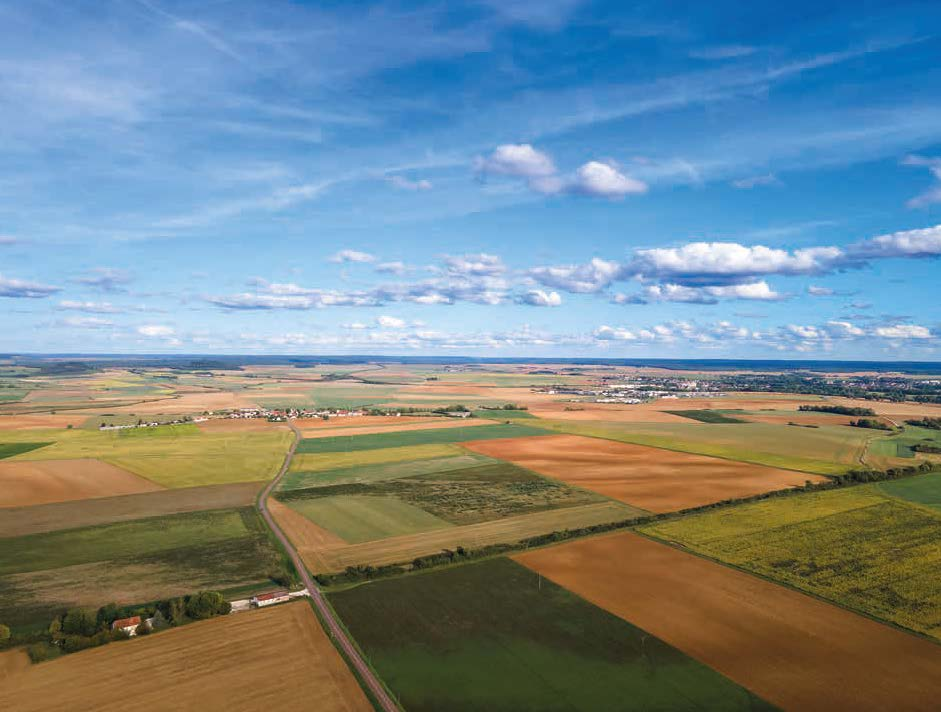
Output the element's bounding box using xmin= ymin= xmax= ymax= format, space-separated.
xmin=0 ymin=274 xmax=61 ymax=298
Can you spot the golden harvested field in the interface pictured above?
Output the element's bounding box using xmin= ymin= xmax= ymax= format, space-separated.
xmin=294 ymin=501 xmax=637 ymax=572
xmin=466 ymin=434 xmax=826 ymax=512
xmin=0 ymin=414 xmax=87 ymax=430
xmin=0 ymin=481 xmax=264 ymax=537
xmin=195 ymin=418 xmax=290 ymax=433
xmin=298 ymin=418 xmax=492 ymax=439
xmin=0 ymin=602 xmax=371 ymax=712
xmin=527 ymin=402 xmax=693 ymax=422
xmin=0 ymin=458 xmax=162 ymax=507
xmin=515 ymin=532 xmax=941 ymax=712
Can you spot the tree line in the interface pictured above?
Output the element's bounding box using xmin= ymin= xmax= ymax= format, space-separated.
xmin=798 ymin=404 xmax=877 ymax=416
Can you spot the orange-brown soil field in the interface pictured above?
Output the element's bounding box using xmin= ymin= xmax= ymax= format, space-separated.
xmin=515 ymin=532 xmax=941 ymax=712
xmin=0 ymin=602 xmax=371 ymax=712
xmin=0 ymin=458 xmax=163 ymax=508
xmin=0 ymin=414 xmax=87 ymax=430
xmin=466 ymin=434 xmax=825 ymax=512
xmin=0 ymin=481 xmax=264 ymax=537
xmin=268 ymin=497 xmax=347 ymax=572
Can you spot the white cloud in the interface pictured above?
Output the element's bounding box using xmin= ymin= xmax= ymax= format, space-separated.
xmin=874 ymin=324 xmax=932 ymax=339
xmin=58 ymin=300 xmax=122 ymax=313
xmin=441 ymin=253 xmax=506 ymax=277
xmin=529 ymin=258 xmax=621 ymax=293
xmin=807 ymin=285 xmax=834 ymax=296
xmin=731 ymin=173 xmax=781 ymax=189
xmin=137 ymin=324 xmax=175 ymax=337
xmin=387 ymin=175 xmax=433 ymax=191
xmin=74 ymin=267 xmax=132 ymax=292
xmin=826 ymin=321 xmax=865 ymax=337
xmin=329 ymin=249 xmax=376 ymax=264
xmin=376 ymin=315 xmax=406 ymax=328
xmin=0 ymin=274 xmax=61 ymax=298
xmin=60 ymin=316 xmax=114 ymax=329
xmin=849 ymin=224 xmax=941 ymax=258
xmin=518 ymin=289 xmax=562 ymax=307
xmin=689 ymin=45 xmax=758 ymax=60
xmin=375 ymin=261 xmax=409 ymax=275
xmin=474 ymin=144 xmax=556 ymax=178
xmin=901 ymin=155 xmax=941 ymax=208
xmin=569 ymin=161 xmax=647 ymax=198
xmin=594 ymin=325 xmax=637 ymax=341
xmin=644 ymin=281 xmax=782 ymax=303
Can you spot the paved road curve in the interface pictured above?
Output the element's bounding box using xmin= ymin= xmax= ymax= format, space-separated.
xmin=256 ymin=421 xmax=400 ymax=712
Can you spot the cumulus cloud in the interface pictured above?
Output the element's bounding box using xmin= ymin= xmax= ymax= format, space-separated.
xmin=440 ymin=253 xmax=506 ymax=277
xmin=387 ymin=175 xmax=432 ymax=191
xmin=529 ymin=258 xmax=621 ymax=293
xmin=328 ymin=249 xmax=376 ymax=264
xmin=74 ymin=267 xmax=132 ymax=292
xmin=476 ymin=145 xmax=646 ymax=200
xmin=517 ymin=289 xmax=562 ymax=307
xmin=643 ymin=280 xmax=782 ymax=303
xmin=0 ymin=274 xmax=61 ymax=298
xmin=137 ymin=324 xmax=174 ymax=337
xmin=568 ymin=161 xmax=647 ymax=198
xmin=874 ymin=324 xmax=932 ymax=339
xmin=474 ymin=144 xmax=556 ymax=178
xmin=376 ymin=315 xmax=406 ymax=328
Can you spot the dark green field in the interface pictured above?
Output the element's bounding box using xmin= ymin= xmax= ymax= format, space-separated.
xmin=0 ymin=442 xmax=52 ymax=459
xmin=0 ymin=507 xmax=285 ymax=632
xmin=278 ymin=461 xmax=604 ymax=525
xmin=880 ymin=472 xmax=941 ymax=512
xmin=664 ymin=409 xmax=748 ymax=424
xmin=295 ymin=422 xmax=550 ymax=453
xmin=330 ymin=558 xmax=772 ymax=711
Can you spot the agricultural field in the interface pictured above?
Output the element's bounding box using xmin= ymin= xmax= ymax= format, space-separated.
xmin=329 ymin=557 xmax=771 ymax=711
xmin=0 ymin=602 xmax=371 ymax=712
xmin=536 ymin=418 xmax=882 ymax=474
xmin=0 ymin=425 xmax=292 ymax=489
xmin=515 ymin=532 xmax=941 ymax=712
xmin=0 ymin=507 xmax=285 ymax=632
xmin=466 ymin=434 xmax=825 ymax=512
xmin=879 ymin=472 xmax=941 ymax=511
xmin=639 ymin=483 xmax=941 ymax=638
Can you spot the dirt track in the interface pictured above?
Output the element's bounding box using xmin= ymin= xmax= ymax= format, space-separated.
xmin=466 ymin=434 xmax=825 ymax=512
xmin=0 ymin=602 xmax=371 ymax=712
xmin=515 ymin=532 xmax=941 ymax=712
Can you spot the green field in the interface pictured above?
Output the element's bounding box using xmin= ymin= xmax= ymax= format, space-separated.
xmin=868 ymin=426 xmax=941 ymax=465
xmin=640 ymin=484 xmax=941 ymax=639
xmin=0 ymin=507 xmax=284 ymax=631
xmin=475 ymin=408 xmax=536 ymax=420
xmin=289 ymin=444 xmax=462 ymax=477
xmin=330 ymin=558 xmax=772 ymax=711
xmin=664 ymin=409 xmax=748 ymax=424
xmin=880 ymin=472 xmax=941 ymax=512
xmin=279 ymin=453 xmax=490 ymax=490
xmin=538 ymin=419 xmax=877 ymax=474
xmin=296 ymin=422 xmax=550 ymax=454
xmin=2 ymin=427 xmax=292 ymax=487
xmin=0 ymin=442 xmax=52 ymax=459
xmin=278 ymin=460 xmax=605 ymax=528
xmin=285 ymin=495 xmax=454 ymax=543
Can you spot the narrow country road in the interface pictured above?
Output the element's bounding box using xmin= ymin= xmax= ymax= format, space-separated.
xmin=257 ymin=421 xmax=400 ymax=712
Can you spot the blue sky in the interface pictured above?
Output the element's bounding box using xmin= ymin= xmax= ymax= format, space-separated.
xmin=1 ymin=0 xmax=940 ymax=358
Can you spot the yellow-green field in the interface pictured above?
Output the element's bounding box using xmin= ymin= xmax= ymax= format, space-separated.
xmin=3 ymin=426 xmax=292 ymax=488
xmin=289 ymin=443 xmax=463 ymax=474
xmin=640 ymin=483 xmax=941 ymax=638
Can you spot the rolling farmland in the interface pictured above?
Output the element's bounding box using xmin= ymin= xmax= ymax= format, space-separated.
xmin=330 ymin=557 xmax=772 ymax=711
xmin=294 ymin=422 xmax=551 ymax=453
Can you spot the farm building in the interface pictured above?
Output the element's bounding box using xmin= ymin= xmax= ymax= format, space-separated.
xmin=111 ymin=616 xmax=143 ymax=636
xmin=251 ymin=591 xmax=291 ymax=608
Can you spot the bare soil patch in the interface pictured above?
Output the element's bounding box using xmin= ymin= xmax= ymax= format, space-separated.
xmin=0 ymin=414 xmax=86 ymax=430
xmin=515 ymin=532 xmax=941 ymax=712
xmin=0 ymin=601 xmax=371 ymax=712
xmin=0 ymin=458 xmax=162 ymax=508
xmin=466 ymin=434 xmax=826 ymax=512
xmin=0 ymin=481 xmax=264 ymax=537
xmin=0 ymin=649 xmax=29 ymax=681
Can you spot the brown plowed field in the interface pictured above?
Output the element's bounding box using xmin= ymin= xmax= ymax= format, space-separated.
xmin=466 ymin=434 xmax=825 ymax=512
xmin=0 ymin=414 xmax=86 ymax=430
xmin=293 ymin=501 xmax=638 ymax=572
xmin=0 ymin=481 xmax=264 ymax=536
xmin=515 ymin=532 xmax=941 ymax=712
xmin=0 ymin=601 xmax=371 ymax=712
xmin=0 ymin=458 xmax=163 ymax=508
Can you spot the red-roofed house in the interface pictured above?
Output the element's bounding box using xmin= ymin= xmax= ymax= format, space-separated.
xmin=111 ymin=616 xmax=143 ymax=636
xmin=250 ymin=591 xmax=291 ymax=608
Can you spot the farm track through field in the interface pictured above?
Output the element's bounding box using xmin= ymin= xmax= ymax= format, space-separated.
xmin=257 ymin=421 xmax=399 ymax=712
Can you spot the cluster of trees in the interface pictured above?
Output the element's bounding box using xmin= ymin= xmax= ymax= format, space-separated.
xmin=906 ymin=417 xmax=941 ymax=430
xmin=849 ymin=418 xmax=894 ymax=431
xmin=479 ymin=403 xmax=529 ymax=411
xmin=914 ymin=443 xmax=941 ymax=454
xmin=799 ymin=405 xmax=877 ymax=416
xmin=26 ymin=591 xmax=231 ymax=663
